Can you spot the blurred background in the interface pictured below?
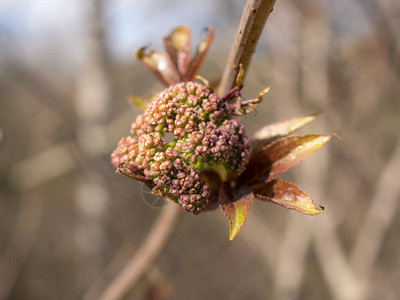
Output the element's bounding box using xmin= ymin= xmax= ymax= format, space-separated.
xmin=1 ymin=0 xmax=399 ymax=299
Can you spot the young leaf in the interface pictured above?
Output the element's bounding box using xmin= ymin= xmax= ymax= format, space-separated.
xmin=163 ymin=26 xmax=191 ymax=80
xmin=186 ymin=27 xmax=214 ymax=81
xmin=252 ymin=112 xmax=320 ymax=151
xmin=219 ymin=183 xmax=253 ymax=241
xmin=252 ymin=179 xmax=324 ymax=215
xmin=136 ymin=49 xmax=180 ymax=86
xmin=239 ymin=134 xmax=331 ymax=185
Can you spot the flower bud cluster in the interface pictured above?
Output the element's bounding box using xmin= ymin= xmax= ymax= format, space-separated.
xmin=112 ymin=81 xmax=251 ymax=214
xmin=176 ymin=119 xmax=249 ymax=173
xmin=111 ymin=136 xmax=138 ymax=168
xmin=112 ymin=132 xmax=210 ymax=214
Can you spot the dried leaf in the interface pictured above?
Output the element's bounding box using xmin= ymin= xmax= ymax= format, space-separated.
xmin=136 ymin=48 xmax=180 ymax=86
xmin=239 ymin=134 xmax=331 ymax=185
xmin=164 ymin=26 xmax=191 ymax=80
xmin=252 ymin=112 xmax=320 ymax=151
xmin=252 ymin=179 xmax=324 ymax=215
xmin=219 ymin=183 xmax=253 ymax=241
xmin=186 ymin=27 xmax=214 ymax=81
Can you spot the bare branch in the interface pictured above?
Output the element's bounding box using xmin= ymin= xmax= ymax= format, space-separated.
xmin=99 ymin=204 xmax=183 ymax=300
xmin=241 ymin=212 xmax=281 ymax=271
xmin=350 ymin=143 xmax=400 ymax=278
xmin=0 ymin=190 xmax=45 ymax=299
xmin=9 ymin=143 xmax=77 ymax=191
xmin=272 ymin=215 xmax=313 ymax=299
xmin=83 ymin=235 xmax=136 ymax=300
xmin=218 ymin=0 xmax=277 ymax=96
xmin=313 ymin=213 xmax=365 ymax=300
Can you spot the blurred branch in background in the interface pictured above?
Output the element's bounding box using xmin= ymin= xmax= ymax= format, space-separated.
xmin=73 ymin=0 xmax=112 ymax=291
xmin=98 ymin=204 xmax=183 ymax=300
xmin=9 ymin=143 xmax=77 ymax=191
xmin=84 ymin=234 xmax=173 ymax=300
xmin=241 ymin=212 xmax=281 ymax=271
xmin=268 ymin=1 xmax=364 ymax=299
xmin=356 ymin=0 xmax=400 ymax=76
xmin=298 ymin=3 xmax=363 ymax=299
xmin=7 ymin=109 xmax=137 ymax=192
xmin=83 ymin=235 xmax=137 ymax=300
xmin=0 ymin=189 xmax=45 ymax=300
xmin=0 ymin=115 xmax=56 ymax=298
xmin=267 ymin=4 xmax=311 ymax=298
xmin=313 ymin=212 xmax=364 ymax=300
xmin=0 ymin=69 xmax=69 ymax=123
xmin=350 ymin=143 xmax=400 ymax=281
xmin=1 ymin=0 xmax=400 ymax=298
xmin=0 ymin=46 xmax=71 ymax=125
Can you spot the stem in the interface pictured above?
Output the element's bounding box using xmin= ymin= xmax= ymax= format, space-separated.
xmin=98 ymin=204 xmax=183 ymax=300
xmin=218 ymin=0 xmax=277 ymax=96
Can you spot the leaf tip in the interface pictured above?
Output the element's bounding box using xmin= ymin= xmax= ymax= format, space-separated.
xmin=315 ymin=134 xmax=332 ymax=148
xmin=228 ymin=226 xmax=240 ymax=241
xmin=136 ymin=47 xmax=146 ymax=60
xmin=315 ymin=203 xmax=325 ymax=214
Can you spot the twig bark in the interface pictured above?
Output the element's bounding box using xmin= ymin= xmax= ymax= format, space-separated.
xmin=99 ymin=204 xmax=183 ymax=300
xmin=218 ymin=0 xmax=276 ymax=96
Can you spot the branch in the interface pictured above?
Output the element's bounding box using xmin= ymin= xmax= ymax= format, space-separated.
xmin=0 ymin=190 xmax=45 ymax=299
xmin=218 ymin=0 xmax=277 ymax=96
xmin=312 ymin=212 xmax=364 ymax=300
xmin=9 ymin=143 xmax=77 ymax=191
xmin=99 ymin=203 xmax=183 ymax=300
xmin=83 ymin=235 xmax=137 ymax=300
xmin=350 ymin=143 xmax=400 ymax=278
xmin=272 ymin=215 xmax=313 ymax=299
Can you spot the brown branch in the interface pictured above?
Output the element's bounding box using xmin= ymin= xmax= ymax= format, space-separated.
xmin=98 ymin=204 xmax=183 ymax=300
xmin=312 ymin=213 xmax=364 ymax=300
xmin=218 ymin=0 xmax=277 ymax=96
xmin=0 ymin=190 xmax=45 ymax=299
xmin=83 ymin=235 xmax=136 ymax=300
xmin=10 ymin=143 xmax=77 ymax=191
xmin=350 ymin=143 xmax=400 ymax=278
